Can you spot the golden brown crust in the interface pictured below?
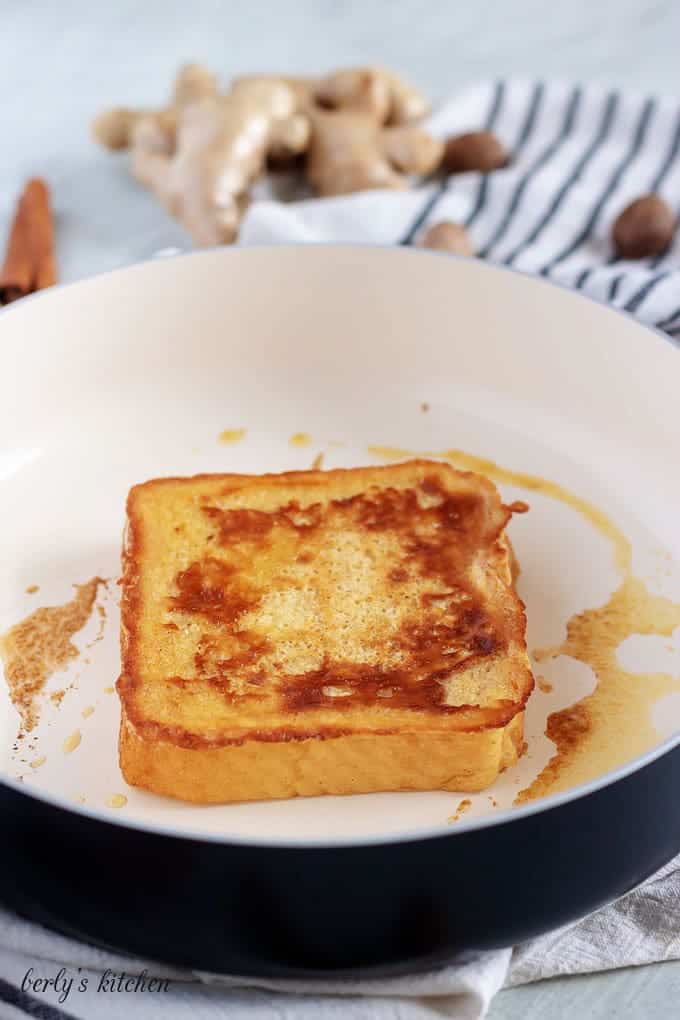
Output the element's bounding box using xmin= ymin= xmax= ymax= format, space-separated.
xmin=117 ymin=460 xmax=533 ymax=801
xmin=119 ymin=707 xmax=525 ymax=802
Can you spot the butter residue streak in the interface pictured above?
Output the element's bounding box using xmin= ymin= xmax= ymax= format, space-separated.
xmin=368 ymin=444 xmax=680 ymax=803
xmin=518 ymin=576 xmax=680 ymax=802
xmin=448 ymin=798 xmax=472 ymax=822
xmin=218 ymin=428 xmax=246 ymax=444
xmin=368 ymin=445 xmax=629 ymax=571
xmin=108 ymin=793 xmax=127 ymax=809
xmin=310 ymin=452 xmax=324 ymax=470
xmin=63 ymin=730 xmax=81 ymax=754
xmin=0 ymin=578 xmax=104 ymax=733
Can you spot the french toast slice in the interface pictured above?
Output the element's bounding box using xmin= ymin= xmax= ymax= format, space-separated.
xmin=118 ymin=460 xmax=533 ymax=803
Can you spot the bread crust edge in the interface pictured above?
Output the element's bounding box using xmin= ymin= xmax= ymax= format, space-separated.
xmin=118 ymin=708 xmax=525 ymax=803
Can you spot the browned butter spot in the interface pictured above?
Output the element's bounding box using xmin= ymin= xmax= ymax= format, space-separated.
xmin=169 ymin=558 xmax=261 ymax=625
xmin=202 ymin=506 xmax=274 ymax=545
xmin=0 ymin=578 xmax=104 ymax=733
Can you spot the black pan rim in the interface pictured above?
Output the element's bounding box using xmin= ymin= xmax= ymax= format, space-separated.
xmin=1 ymin=244 xmax=678 ymax=851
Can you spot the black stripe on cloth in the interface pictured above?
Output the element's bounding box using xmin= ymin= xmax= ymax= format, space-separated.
xmin=607 ymin=272 xmax=625 ymax=301
xmin=573 ymin=266 xmax=592 ymax=291
xmin=623 ymin=269 xmax=672 ymax=313
xmin=649 ymin=110 xmax=680 ymax=191
xmin=590 ymin=106 xmax=680 ymax=296
xmin=503 ymin=91 xmax=620 ymax=267
xmin=398 ymin=79 xmax=506 ymax=245
xmin=655 ymin=306 xmax=680 ymax=330
xmin=397 ymin=184 xmax=443 ymax=246
xmin=0 ymin=978 xmax=79 ymax=1020
xmin=477 ymin=86 xmax=582 ymax=258
xmin=540 ymin=97 xmax=656 ymax=277
xmin=660 ymin=322 xmax=680 ymax=345
xmin=465 ymin=80 xmax=546 ymax=230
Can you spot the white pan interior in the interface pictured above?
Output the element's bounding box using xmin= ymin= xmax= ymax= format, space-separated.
xmin=0 ymin=246 xmax=679 ymax=844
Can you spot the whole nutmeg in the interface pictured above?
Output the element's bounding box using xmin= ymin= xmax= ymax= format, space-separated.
xmin=612 ymin=194 xmax=676 ymax=259
xmin=442 ymin=131 xmax=509 ymax=174
xmin=419 ymin=221 xmax=475 ymax=256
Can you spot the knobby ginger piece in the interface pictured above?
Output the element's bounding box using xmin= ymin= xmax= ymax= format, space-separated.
xmin=305 ymin=109 xmax=442 ymax=196
xmin=92 ymin=63 xmax=217 ymax=151
xmin=302 ymin=67 xmax=441 ymax=196
xmin=314 ymin=66 xmax=430 ymax=125
xmin=93 ymin=63 xmax=441 ymax=243
xmin=131 ymin=77 xmax=310 ymax=245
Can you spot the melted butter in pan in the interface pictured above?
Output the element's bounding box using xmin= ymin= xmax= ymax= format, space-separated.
xmin=218 ymin=428 xmax=246 ymax=444
xmin=518 ymin=576 xmax=680 ymax=802
xmin=0 ymin=578 xmax=105 ymax=733
xmin=369 ymin=444 xmax=680 ymax=802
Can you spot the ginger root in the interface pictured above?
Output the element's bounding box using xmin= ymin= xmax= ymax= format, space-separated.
xmin=130 ymin=76 xmax=309 ymax=245
xmin=303 ymin=67 xmax=442 ymax=196
xmin=93 ymin=64 xmax=442 ymax=245
xmin=313 ymin=66 xmax=430 ymax=125
xmin=305 ymin=109 xmax=442 ymax=195
xmin=92 ymin=63 xmax=217 ymax=152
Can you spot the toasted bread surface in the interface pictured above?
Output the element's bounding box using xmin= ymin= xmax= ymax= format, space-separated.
xmin=118 ymin=460 xmax=533 ymax=802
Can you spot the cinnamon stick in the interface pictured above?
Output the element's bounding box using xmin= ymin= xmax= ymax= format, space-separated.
xmin=0 ymin=179 xmax=57 ymax=304
xmin=0 ymin=190 xmax=32 ymax=303
xmin=28 ymin=179 xmax=57 ymax=291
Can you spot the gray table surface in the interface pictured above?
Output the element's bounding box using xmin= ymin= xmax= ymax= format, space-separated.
xmin=2 ymin=1 xmax=680 ymax=1015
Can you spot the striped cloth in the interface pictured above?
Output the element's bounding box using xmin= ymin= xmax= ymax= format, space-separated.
xmin=241 ymin=79 xmax=680 ymax=338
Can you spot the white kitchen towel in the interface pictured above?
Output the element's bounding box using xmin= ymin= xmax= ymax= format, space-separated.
xmin=3 ymin=78 xmax=680 ymax=1020
xmin=241 ymin=78 xmax=680 ymax=339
